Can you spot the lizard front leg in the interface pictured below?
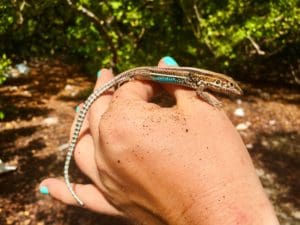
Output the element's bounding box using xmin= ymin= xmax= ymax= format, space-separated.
xmin=196 ymin=85 xmax=222 ymax=108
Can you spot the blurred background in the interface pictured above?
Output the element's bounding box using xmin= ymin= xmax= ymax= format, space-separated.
xmin=0 ymin=1 xmax=299 ymax=224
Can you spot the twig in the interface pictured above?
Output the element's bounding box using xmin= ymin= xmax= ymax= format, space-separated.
xmin=289 ymin=62 xmax=300 ymax=84
xmin=247 ymin=36 xmax=266 ymax=55
xmin=178 ymin=0 xmax=199 ymax=38
xmin=193 ymin=4 xmax=201 ymax=24
xmin=178 ymin=1 xmax=214 ymax=56
xmin=66 ymin=0 xmax=118 ymax=67
xmin=133 ymin=28 xmax=145 ymax=49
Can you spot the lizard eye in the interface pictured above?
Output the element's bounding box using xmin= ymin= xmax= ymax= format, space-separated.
xmin=229 ymin=82 xmax=234 ymax=86
xmin=215 ymin=80 xmax=221 ymax=85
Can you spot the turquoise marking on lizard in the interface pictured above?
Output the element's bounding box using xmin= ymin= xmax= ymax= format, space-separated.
xmin=150 ymin=74 xmax=178 ymax=83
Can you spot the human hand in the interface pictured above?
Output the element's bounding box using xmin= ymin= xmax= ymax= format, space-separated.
xmin=40 ymin=57 xmax=279 ymax=225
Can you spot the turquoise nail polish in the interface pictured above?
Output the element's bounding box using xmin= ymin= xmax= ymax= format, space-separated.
xmin=75 ymin=105 xmax=80 ymax=112
xmin=162 ymin=56 xmax=178 ymax=66
xmin=97 ymin=70 xmax=101 ymax=78
xmin=40 ymin=186 xmax=49 ymax=195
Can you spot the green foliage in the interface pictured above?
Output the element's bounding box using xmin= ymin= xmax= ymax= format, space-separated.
xmin=0 ymin=111 xmax=4 ymax=120
xmin=0 ymin=0 xmax=299 ymax=83
xmin=0 ymin=54 xmax=11 ymax=84
xmin=180 ymin=0 xmax=300 ymax=72
xmin=0 ymin=53 xmax=11 ymax=118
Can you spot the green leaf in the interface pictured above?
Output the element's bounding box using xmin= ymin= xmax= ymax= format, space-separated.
xmin=0 ymin=111 xmax=4 ymax=120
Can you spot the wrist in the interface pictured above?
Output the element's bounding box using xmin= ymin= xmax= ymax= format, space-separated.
xmin=168 ymin=176 xmax=279 ymax=225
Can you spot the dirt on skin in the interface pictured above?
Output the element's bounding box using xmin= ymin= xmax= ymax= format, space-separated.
xmin=0 ymin=59 xmax=299 ymax=225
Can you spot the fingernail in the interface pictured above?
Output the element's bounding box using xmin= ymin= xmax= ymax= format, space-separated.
xmin=39 ymin=186 xmax=49 ymax=195
xmin=97 ymin=70 xmax=101 ymax=78
xmin=162 ymin=56 xmax=178 ymax=66
xmin=75 ymin=105 xmax=80 ymax=112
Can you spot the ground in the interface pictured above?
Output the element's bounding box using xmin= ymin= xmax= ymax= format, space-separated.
xmin=0 ymin=59 xmax=299 ymax=225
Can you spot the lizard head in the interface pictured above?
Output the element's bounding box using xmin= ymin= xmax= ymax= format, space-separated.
xmin=206 ymin=74 xmax=243 ymax=96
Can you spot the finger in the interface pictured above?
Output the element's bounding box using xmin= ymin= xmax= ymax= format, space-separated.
xmin=69 ymin=102 xmax=96 ymax=178
xmin=70 ymin=69 xmax=113 ymax=140
xmin=70 ymin=103 xmax=89 ymax=140
xmin=93 ymin=68 xmax=115 ymax=91
xmin=73 ymin=127 xmax=113 ymax=192
xmin=158 ymin=57 xmax=219 ymax=108
xmin=88 ymin=69 xmax=115 ymax=144
xmin=67 ymin=70 xmax=114 ymax=191
xmin=158 ymin=57 xmax=197 ymax=103
xmin=39 ymin=178 xmax=122 ymax=215
xmin=73 ymin=69 xmax=115 ymax=188
xmin=73 ymin=132 xmax=101 ymax=183
xmin=110 ymin=79 xmax=160 ymax=104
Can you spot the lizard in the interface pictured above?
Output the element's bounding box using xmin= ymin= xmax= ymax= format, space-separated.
xmin=63 ymin=66 xmax=243 ymax=206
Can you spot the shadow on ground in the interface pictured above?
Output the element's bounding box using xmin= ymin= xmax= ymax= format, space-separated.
xmin=251 ymin=131 xmax=300 ymax=209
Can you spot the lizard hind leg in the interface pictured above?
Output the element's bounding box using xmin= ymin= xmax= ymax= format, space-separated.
xmin=196 ymin=86 xmax=223 ymax=109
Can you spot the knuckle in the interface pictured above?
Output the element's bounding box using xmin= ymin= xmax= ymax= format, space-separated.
xmin=98 ymin=102 xmax=146 ymax=161
xmin=98 ymin=104 xmax=131 ymax=143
